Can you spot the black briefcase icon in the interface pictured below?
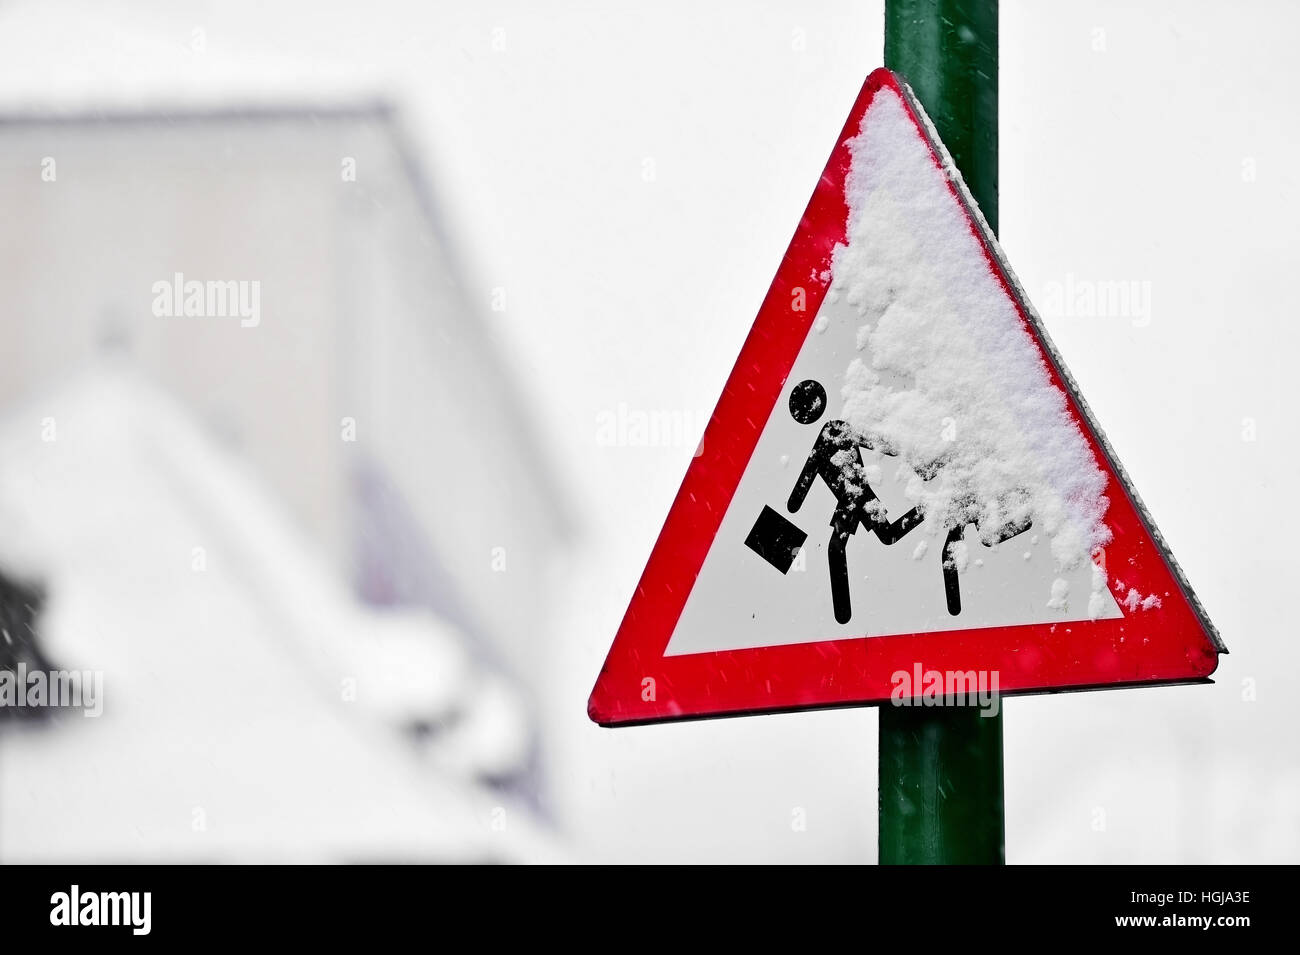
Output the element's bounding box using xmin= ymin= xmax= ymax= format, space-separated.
xmin=744 ymin=504 xmax=808 ymax=574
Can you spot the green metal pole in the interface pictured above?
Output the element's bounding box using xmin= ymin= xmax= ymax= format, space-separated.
xmin=879 ymin=0 xmax=1004 ymax=865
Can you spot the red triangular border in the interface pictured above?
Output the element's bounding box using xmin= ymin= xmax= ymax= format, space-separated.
xmin=589 ymin=68 xmax=1223 ymax=726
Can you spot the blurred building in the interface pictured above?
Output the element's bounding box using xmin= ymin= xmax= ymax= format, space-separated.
xmin=0 ymin=105 xmax=571 ymax=861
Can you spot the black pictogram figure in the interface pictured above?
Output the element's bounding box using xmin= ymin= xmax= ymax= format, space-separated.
xmin=744 ymin=381 xmax=1036 ymax=620
xmin=939 ymin=495 xmax=1033 ymax=616
xmin=744 ymin=504 xmax=808 ymax=574
xmin=785 ymin=379 xmax=922 ymax=624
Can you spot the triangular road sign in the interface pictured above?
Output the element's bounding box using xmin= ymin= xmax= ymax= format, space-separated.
xmin=589 ymin=68 xmax=1224 ymax=726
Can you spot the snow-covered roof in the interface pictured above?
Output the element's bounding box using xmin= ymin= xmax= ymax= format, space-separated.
xmin=0 ymin=368 xmax=562 ymax=862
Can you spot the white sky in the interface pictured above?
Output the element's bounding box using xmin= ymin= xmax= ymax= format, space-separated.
xmin=1 ymin=0 xmax=1296 ymax=862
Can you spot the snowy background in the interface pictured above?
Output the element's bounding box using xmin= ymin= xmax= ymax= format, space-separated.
xmin=0 ymin=0 xmax=1296 ymax=863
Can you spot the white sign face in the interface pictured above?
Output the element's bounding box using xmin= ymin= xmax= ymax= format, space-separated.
xmin=666 ymin=88 xmax=1122 ymax=657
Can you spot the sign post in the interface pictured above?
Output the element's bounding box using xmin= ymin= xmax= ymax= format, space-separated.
xmin=878 ymin=0 xmax=1003 ymax=865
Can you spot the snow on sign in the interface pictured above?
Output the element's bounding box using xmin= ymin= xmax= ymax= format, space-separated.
xmin=588 ymin=68 xmax=1224 ymax=726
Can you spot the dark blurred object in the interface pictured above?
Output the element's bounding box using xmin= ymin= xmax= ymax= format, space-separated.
xmin=0 ymin=572 xmax=53 ymax=723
